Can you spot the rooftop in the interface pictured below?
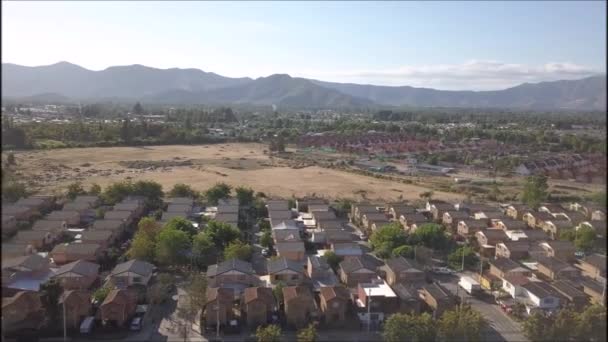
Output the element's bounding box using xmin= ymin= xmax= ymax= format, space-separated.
xmin=207 ymin=258 xmax=254 ymax=277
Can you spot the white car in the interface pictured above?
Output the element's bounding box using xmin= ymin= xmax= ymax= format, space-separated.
xmin=432 ymin=267 xmax=453 ymax=275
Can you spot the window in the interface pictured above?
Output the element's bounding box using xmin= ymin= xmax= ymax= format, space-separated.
xmin=291 ymin=275 xmax=299 ymax=280
xmin=133 ymin=276 xmax=142 ymax=283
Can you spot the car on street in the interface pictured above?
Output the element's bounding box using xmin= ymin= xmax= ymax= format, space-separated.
xmin=261 ymin=248 xmax=272 ymax=257
xmin=359 ymin=232 xmax=367 ymax=240
xmin=431 ymin=267 xmax=454 ymax=275
xmin=130 ymin=317 xmax=143 ymax=331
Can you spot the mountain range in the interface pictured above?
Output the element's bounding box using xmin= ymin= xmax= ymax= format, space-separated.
xmin=2 ymin=62 xmax=606 ymax=110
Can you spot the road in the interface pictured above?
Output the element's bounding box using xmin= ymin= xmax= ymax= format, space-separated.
xmin=437 ymin=272 xmax=528 ymax=342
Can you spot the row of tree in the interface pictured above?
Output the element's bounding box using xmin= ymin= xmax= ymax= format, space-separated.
xmin=522 ymin=305 xmax=606 ymax=342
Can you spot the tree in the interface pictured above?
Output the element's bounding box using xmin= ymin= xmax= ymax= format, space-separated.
xmin=392 ymin=245 xmax=414 ymax=258
xmin=410 ymin=223 xmax=448 ymax=250
xmin=128 ymin=232 xmax=157 ymax=262
xmin=132 ymin=180 xmax=164 ymax=209
xmin=574 ymin=226 xmax=597 ymax=252
xmin=523 ymin=311 xmax=553 ymax=342
xmin=383 ymin=312 xmax=435 ymax=342
xmin=192 ymin=233 xmax=217 ymax=268
xmin=591 ymin=191 xmax=607 ymax=209
xmin=256 ymin=324 xmax=281 ymax=342
xmin=224 ymin=240 xmax=254 ymax=261
xmin=120 ymin=118 xmax=132 ymax=143
xmin=521 ymin=175 xmax=549 ymax=209
xmin=133 ymin=102 xmax=144 ymax=115
xmin=322 ymin=251 xmax=343 ymax=272
xmin=419 ymin=191 xmax=434 ymax=201
xmin=66 ymin=181 xmax=86 ymax=200
xmin=2 ymin=181 xmax=28 ymax=202
xmin=40 ymin=280 xmax=63 ymax=329
xmin=549 ymin=307 xmax=577 ymax=341
xmin=164 ymin=217 xmax=197 ymax=237
xmin=204 ymin=220 xmax=241 ymax=249
xmin=102 ymin=181 xmax=134 ymax=205
xmin=89 ymin=183 xmax=102 ymax=195
xmin=169 ymin=183 xmax=199 ymax=198
xmin=575 ymin=304 xmax=607 ymax=342
xmin=369 ymin=223 xmax=408 ymax=258
xmin=137 ymin=217 xmax=162 ymax=240
xmin=92 ymin=285 xmax=112 ymax=303
xmin=438 ymin=305 xmax=486 ymax=341
xmin=205 ymin=182 xmax=232 ymax=205
xmin=447 ymin=246 xmax=478 ymax=270
xmin=260 ymin=230 xmax=274 ymax=248
xmin=273 ymin=282 xmax=285 ymax=306
xmin=297 ymin=323 xmax=317 ymax=342
xmin=7 ymin=152 xmax=15 ymax=165
xmin=155 ymin=227 xmax=191 ymax=266
xmin=184 ymin=272 xmax=208 ymax=315
xmin=236 ymin=186 xmax=255 ymax=206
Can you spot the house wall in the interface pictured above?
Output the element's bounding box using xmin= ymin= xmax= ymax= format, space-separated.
xmin=285 ymin=297 xmax=314 ymax=328
xmin=210 ymin=272 xmax=257 ymax=288
xmin=245 ymin=300 xmax=269 ymax=327
xmin=110 ymin=272 xmax=153 ymax=288
xmin=278 ymin=250 xmax=305 ymax=261
xmin=101 ymin=301 xmax=136 ymax=326
xmin=65 ymin=298 xmax=92 ymax=329
xmin=340 ymin=269 xmax=376 ymax=288
xmin=56 ymin=273 xmax=97 ymax=290
xmin=321 ymin=297 xmax=346 ymax=324
xmin=502 ymin=281 xmax=524 ymax=298
xmin=270 ymin=271 xmax=303 ymax=286
xmin=579 ymin=262 xmax=603 ymax=280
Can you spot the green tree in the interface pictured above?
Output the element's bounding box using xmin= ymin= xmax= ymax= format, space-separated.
xmin=205 ymin=182 xmax=232 ymax=205
xmin=438 ymin=305 xmax=486 ymax=341
xmin=102 ymin=181 xmax=134 ymax=205
xmin=128 ymin=232 xmax=157 ymax=262
xmin=447 ymin=246 xmax=478 ymax=270
xmin=523 ymin=311 xmax=553 ymax=342
xmin=192 ymin=233 xmax=217 ymax=268
xmin=575 ymin=304 xmax=607 ymax=342
xmin=169 ymin=183 xmax=199 ymax=198
xmin=591 ymin=191 xmax=607 ymax=209
xmin=392 ymin=245 xmax=414 ymax=258
xmin=2 ymin=181 xmax=28 ymax=202
xmin=575 ymin=226 xmax=597 ymax=252
xmin=256 ymin=324 xmax=281 ymax=342
xmin=549 ymin=307 xmax=577 ymax=341
xmin=184 ymin=272 xmax=208 ymax=315
xmin=204 ymin=220 xmax=241 ymax=249
xmin=224 ymin=240 xmax=254 ymax=261
xmin=92 ymin=285 xmax=112 ymax=302
xmin=236 ymin=186 xmax=255 ymax=206
xmin=164 ymin=216 xmax=197 ymax=237
xmin=132 ymin=180 xmax=164 ymax=209
xmin=66 ymin=181 xmax=86 ymax=200
xmin=322 ymin=251 xmax=343 ymax=272
xmin=369 ymin=223 xmax=408 ymax=258
xmin=89 ymin=183 xmax=102 ymax=195
xmin=155 ymin=227 xmax=191 ymax=265
xmin=273 ymin=282 xmax=285 ymax=306
xmin=120 ymin=118 xmax=132 ymax=143
xmin=521 ymin=175 xmax=549 ymax=209
xmin=410 ymin=223 xmax=448 ymax=250
xmin=260 ymin=230 xmax=274 ymax=248
xmin=383 ymin=312 xmax=435 ymax=342
xmin=40 ymin=280 xmax=63 ymax=328
xmin=137 ymin=217 xmax=162 ymax=240
xmin=297 ymin=323 xmax=317 ymax=342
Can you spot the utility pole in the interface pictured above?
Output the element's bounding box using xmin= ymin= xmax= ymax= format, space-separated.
xmin=461 ymin=246 xmax=466 ymax=271
xmin=63 ymin=297 xmax=67 ymax=342
xmin=367 ymin=287 xmax=372 ymax=333
xmin=216 ymin=302 xmax=220 ymax=338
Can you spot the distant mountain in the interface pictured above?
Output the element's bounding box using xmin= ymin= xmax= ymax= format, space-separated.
xmin=2 ymin=62 xmax=606 ymax=110
xmin=313 ymin=76 xmax=607 ymax=110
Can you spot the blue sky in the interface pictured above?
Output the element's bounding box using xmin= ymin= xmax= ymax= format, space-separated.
xmin=2 ymin=1 xmax=606 ymax=90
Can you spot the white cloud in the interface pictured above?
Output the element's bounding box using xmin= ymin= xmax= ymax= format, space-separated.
xmin=293 ymin=60 xmax=603 ymax=90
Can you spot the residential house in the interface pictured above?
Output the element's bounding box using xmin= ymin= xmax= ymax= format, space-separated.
xmin=206 ymin=258 xmax=256 ymax=288
xmin=267 ymin=257 xmax=305 ymax=285
xmin=1 ymin=291 xmax=44 ymax=333
xmin=495 ymin=241 xmax=530 ymax=260
xmin=12 ymin=230 xmax=55 ymax=249
xmin=100 ymin=289 xmax=138 ymax=326
xmin=104 ymin=210 xmax=135 ymax=225
xmin=524 ymin=211 xmax=565 ymax=229
xmin=580 ymin=278 xmax=606 ymax=306
xmin=549 ymin=280 xmax=588 ymax=310
xmin=59 ymin=290 xmax=93 ymax=329
xmin=2 ymin=215 xmax=18 ymax=237
xmin=52 ymin=259 xmax=100 ymax=290
xmin=166 ymin=203 xmax=193 ymax=214
xmin=16 ymin=195 xmax=55 ymax=213
xmin=241 ymin=287 xmax=274 ymax=327
xmin=339 ymin=256 xmax=378 ymax=287
xmin=325 ymin=230 xmax=356 ymax=246
xmin=332 ymin=242 xmax=363 ymax=259
xmin=2 ymin=205 xmax=36 ymax=222
xmin=578 ymin=254 xmax=606 ymax=281
xmin=50 ymin=243 xmax=101 ymax=265
xmin=165 ymin=197 xmax=195 ymax=206
xmin=108 ymin=259 xmax=156 ymax=288
xmin=476 ymin=229 xmax=508 ymax=247
xmin=351 ymin=204 xmax=380 ymax=224
xmin=45 ymin=210 xmax=81 ymax=226
xmin=388 ymin=205 xmax=416 ymax=220
xmin=214 ymin=213 xmax=239 ymax=227
xmin=479 ymin=271 xmax=502 ymax=290
xmin=272 ymin=229 xmax=301 ymax=243
xmin=459 ymin=203 xmax=496 ymax=216
xmin=268 ymin=210 xmax=294 ymax=225
xmin=521 ymin=281 xmax=562 ymax=312
xmin=296 ymin=197 xmax=326 ymax=212
xmin=319 ymin=286 xmax=350 ymax=325
xmin=362 ymin=212 xmax=390 ymax=232
xmin=114 ymin=202 xmax=145 ymax=219
xmin=539 ymin=204 xmax=568 ymax=216
xmin=1 ymin=243 xmax=36 ymax=259
xmin=539 ymin=241 xmax=576 ymax=262
xmin=522 ymin=229 xmax=550 ymax=242
xmin=427 ymin=202 xmax=455 ymax=221
xmin=355 ymin=278 xmax=399 ymax=328
xmin=276 ymin=241 xmax=305 ymax=261
xmin=307 ymin=255 xmax=339 ymax=290
xmin=283 ymin=286 xmax=317 ymax=328
xmin=204 ymin=287 xmax=235 ymax=327
xmin=81 ymin=230 xmax=115 ymax=249
xmin=502 ymin=274 xmax=530 ymax=298
xmin=493 ymin=219 xmax=528 ymax=231
xmin=2 ymin=254 xmax=52 ymax=294
xmin=541 ymin=220 xmax=574 ymax=240
xmin=579 ymin=221 xmax=607 ymax=239
xmin=309 ymin=204 xmax=330 ymax=213
xmin=266 ymin=200 xmax=290 ymax=212
xmin=384 ymin=257 xmax=426 ymax=286
xmin=419 ymin=283 xmax=457 ymax=317
xmin=559 ymin=211 xmax=588 ymax=226
xmin=506 ymin=204 xmax=532 ymax=220
xmin=457 ymin=219 xmax=488 ymax=237
xmin=73 ymin=195 xmax=100 ymax=207
xmin=442 ymin=211 xmax=470 ymax=230
xmin=474 ymin=210 xmax=506 ymax=224
xmin=536 ymin=256 xmax=580 ymax=280
xmin=400 ymin=213 xmax=429 ymax=233
xmin=32 ymin=219 xmax=68 ymax=235
xmin=316 ymin=219 xmax=344 ymax=230
xmin=488 ymin=258 xmax=532 ymax=279
xmin=63 ymin=201 xmax=93 ymax=215
xmin=91 ymin=220 xmax=126 ymax=238
xmin=392 ymin=283 xmax=421 ymax=314
xmin=161 ymin=211 xmax=187 ymax=223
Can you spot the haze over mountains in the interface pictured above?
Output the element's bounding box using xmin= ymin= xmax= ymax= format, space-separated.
xmin=2 ymin=62 xmax=606 ymax=110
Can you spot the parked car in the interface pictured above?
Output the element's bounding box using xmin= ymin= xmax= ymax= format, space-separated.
xmin=359 ymin=232 xmax=367 ymax=240
xmin=262 ymin=248 xmax=272 ymax=257
xmin=431 ymin=267 xmax=454 ymax=275
xmin=130 ymin=317 xmax=143 ymax=331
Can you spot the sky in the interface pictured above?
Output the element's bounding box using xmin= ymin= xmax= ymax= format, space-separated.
xmin=2 ymin=1 xmax=606 ymax=90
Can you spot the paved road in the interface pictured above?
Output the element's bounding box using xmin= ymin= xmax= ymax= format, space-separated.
xmin=438 ymin=273 xmax=527 ymax=342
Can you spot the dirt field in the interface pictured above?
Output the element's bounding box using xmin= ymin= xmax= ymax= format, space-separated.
xmin=7 ymin=143 xmax=466 ymax=202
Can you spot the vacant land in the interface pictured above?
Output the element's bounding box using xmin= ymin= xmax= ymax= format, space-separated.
xmin=7 ymin=143 xmax=466 ymax=202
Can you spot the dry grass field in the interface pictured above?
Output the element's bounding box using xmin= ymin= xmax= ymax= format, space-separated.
xmin=8 ymin=143 xmax=466 ymax=202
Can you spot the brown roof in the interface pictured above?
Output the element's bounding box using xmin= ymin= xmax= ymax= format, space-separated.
xmin=500 ymin=241 xmax=530 ymax=253
xmin=206 ymin=287 xmax=234 ymax=304
xmin=51 ymin=243 xmax=101 ymax=256
xmin=549 ymin=281 xmax=586 ymax=300
xmin=544 ymin=240 xmax=575 ymax=251
xmin=503 ymin=274 xmax=530 ymax=286
xmin=319 ymin=286 xmax=350 ymax=302
xmin=59 ymin=289 xmax=91 ymax=305
xmin=92 ymin=220 xmax=124 ymax=231
xmin=81 ymin=230 xmax=113 ymax=241
xmin=386 ymin=257 xmax=423 ymax=274
xmin=101 ymin=289 xmax=136 ymax=307
xmin=53 ymin=259 xmax=100 ymax=277
xmin=582 ymin=254 xmax=606 ymax=273
xmin=242 ymin=287 xmax=274 ymax=305
xmin=478 ymin=229 xmax=508 ymax=241
xmin=536 ymin=256 xmax=576 ymax=273
xmin=489 ymin=258 xmax=529 ymax=273
xmin=2 ymin=254 xmax=49 ymax=271
xmin=32 ymin=220 xmax=66 ymax=232
xmin=13 ymin=230 xmax=52 ymax=241
xmin=282 ymin=286 xmax=313 ymax=303
xmin=46 ymin=210 xmax=79 ymax=221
